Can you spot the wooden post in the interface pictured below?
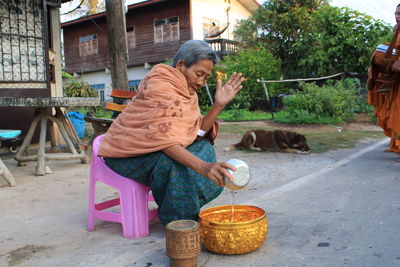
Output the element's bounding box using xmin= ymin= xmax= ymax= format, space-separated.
xmin=105 ymin=0 xmax=129 ymax=91
xmin=260 ymin=77 xmax=275 ymax=120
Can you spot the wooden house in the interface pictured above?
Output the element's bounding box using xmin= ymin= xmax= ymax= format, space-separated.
xmin=0 ymin=0 xmax=71 ymax=134
xmin=61 ymin=0 xmax=259 ymax=102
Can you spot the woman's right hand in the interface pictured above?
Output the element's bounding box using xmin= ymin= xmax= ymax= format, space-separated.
xmin=200 ymin=162 xmax=236 ymax=187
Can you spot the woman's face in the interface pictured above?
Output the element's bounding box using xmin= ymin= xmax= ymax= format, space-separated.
xmin=395 ymin=6 xmax=400 ymax=25
xmin=176 ymin=59 xmax=213 ymax=92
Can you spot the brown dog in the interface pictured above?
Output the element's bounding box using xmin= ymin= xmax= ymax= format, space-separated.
xmin=224 ymin=129 xmax=310 ymax=154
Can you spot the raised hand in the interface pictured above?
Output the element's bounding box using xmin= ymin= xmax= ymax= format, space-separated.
xmin=214 ymin=72 xmax=245 ymax=107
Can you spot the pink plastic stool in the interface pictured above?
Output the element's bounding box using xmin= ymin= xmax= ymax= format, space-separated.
xmin=87 ymin=134 xmax=158 ymax=238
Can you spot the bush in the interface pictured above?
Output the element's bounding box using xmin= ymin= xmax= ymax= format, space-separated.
xmin=63 ymin=79 xmax=99 ymax=98
xmin=197 ymin=45 xmax=282 ymax=110
xmin=64 ymin=79 xmax=100 ymax=114
xmin=283 ymin=79 xmax=358 ymax=123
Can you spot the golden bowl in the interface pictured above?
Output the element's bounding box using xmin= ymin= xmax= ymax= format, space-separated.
xmin=199 ymin=205 xmax=267 ymax=255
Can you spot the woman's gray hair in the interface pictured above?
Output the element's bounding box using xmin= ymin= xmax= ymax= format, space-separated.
xmin=172 ymin=40 xmax=219 ymax=67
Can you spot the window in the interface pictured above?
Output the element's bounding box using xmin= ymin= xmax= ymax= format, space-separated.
xmin=202 ymin=18 xmax=219 ymax=38
xmin=126 ymin=26 xmax=136 ymax=49
xmin=79 ymin=34 xmax=98 ymax=57
xmin=129 ymin=80 xmax=141 ymax=91
xmin=154 ymin=17 xmax=179 ymax=44
xmin=90 ymin=83 xmax=105 ymax=102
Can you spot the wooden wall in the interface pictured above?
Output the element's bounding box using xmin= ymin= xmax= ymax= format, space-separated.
xmin=63 ymin=0 xmax=192 ymax=73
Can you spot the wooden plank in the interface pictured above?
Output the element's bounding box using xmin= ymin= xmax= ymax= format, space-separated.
xmin=105 ymin=102 xmax=126 ymax=112
xmin=0 ymin=97 xmax=100 ymax=107
xmin=110 ymin=89 xmax=137 ymax=99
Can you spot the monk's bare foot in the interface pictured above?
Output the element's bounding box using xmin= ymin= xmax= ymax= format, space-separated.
xmin=384 ymin=149 xmax=392 ymax=152
xmin=397 ymin=158 xmax=400 ymax=162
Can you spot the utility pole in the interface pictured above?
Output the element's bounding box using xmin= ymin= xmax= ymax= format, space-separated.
xmin=105 ymin=0 xmax=129 ymax=91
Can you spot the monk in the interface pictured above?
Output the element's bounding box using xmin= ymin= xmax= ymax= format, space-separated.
xmin=368 ymin=4 xmax=400 ymax=162
xmin=99 ymin=40 xmax=245 ymax=224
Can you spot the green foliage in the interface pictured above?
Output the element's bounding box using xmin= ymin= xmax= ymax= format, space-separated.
xmin=294 ymin=6 xmax=392 ymax=76
xmin=162 ymin=59 xmax=173 ymax=66
xmin=62 ymin=71 xmax=75 ymax=79
xmin=235 ymin=0 xmax=329 ymax=77
xmin=217 ymin=107 xmax=271 ymax=121
xmin=198 ymin=46 xmax=282 ymax=110
xmin=234 ymin=1 xmax=392 ymax=78
xmin=282 ymin=79 xmax=359 ymax=123
xmin=63 ymin=79 xmax=100 ymax=113
xmin=63 ymin=79 xmax=99 ymax=98
xmin=70 ymin=106 xmax=113 ymax=118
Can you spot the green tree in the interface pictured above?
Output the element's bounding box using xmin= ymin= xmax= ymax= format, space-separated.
xmin=235 ymin=0 xmax=329 ymax=77
xmin=294 ymin=6 xmax=392 ymax=76
xmin=198 ymin=46 xmax=281 ymax=110
xmin=234 ymin=1 xmax=391 ymax=78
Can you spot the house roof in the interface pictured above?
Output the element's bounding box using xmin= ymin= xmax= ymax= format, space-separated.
xmin=237 ymin=0 xmax=260 ymax=12
xmin=61 ymin=0 xmax=167 ymax=27
xmin=61 ymin=0 xmax=260 ymax=27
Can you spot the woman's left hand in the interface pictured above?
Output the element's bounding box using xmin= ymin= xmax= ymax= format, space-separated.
xmin=214 ymin=72 xmax=245 ymax=107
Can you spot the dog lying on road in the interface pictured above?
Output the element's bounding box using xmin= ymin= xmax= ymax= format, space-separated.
xmin=223 ymin=129 xmax=310 ymax=154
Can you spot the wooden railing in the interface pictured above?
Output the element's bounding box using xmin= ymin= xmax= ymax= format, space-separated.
xmin=205 ymin=38 xmax=239 ymax=59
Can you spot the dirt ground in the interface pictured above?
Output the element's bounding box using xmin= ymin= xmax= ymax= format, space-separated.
xmin=0 ymin=118 xmax=388 ymax=266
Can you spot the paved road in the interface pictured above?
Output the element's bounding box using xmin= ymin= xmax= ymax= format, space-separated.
xmin=201 ymin=139 xmax=400 ymax=267
xmin=132 ymin=139 xmax=400 ymax=267
xmin=1 ymin=139 xmax=399 ymax=266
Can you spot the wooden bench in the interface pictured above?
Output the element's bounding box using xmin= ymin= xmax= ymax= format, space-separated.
xmin=85 ymin=89 xmax=137 ymax=144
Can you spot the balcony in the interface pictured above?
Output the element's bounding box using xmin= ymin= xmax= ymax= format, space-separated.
xmin=205 ymin=38 xmax=239 ymax=59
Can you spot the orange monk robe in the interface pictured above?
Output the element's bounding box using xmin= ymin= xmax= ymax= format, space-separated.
xmin=368 ymin=50 xmax=400 ymax=153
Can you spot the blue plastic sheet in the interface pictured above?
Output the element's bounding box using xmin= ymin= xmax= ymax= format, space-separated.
xmin=68 ymin=112 xmax=85 ymax=139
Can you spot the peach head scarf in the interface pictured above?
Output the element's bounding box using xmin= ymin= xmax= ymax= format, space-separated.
xmin=99 ymin=64 xmax=214 ymax=158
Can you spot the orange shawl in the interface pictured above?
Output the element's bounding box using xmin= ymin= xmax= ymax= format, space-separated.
xmin=99 ymin=64 xmax=212 ymax=158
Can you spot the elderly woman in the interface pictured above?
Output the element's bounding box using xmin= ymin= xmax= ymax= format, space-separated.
xmin=99 ymin=40 xmax=245 ymax=224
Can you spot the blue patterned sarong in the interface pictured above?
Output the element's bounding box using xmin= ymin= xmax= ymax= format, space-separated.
xmin=104 ymin=139 xmax=223 ymax=225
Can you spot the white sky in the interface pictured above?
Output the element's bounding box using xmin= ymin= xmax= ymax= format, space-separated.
xmin=256 ymin=0 xmax=398 ymax=26
xmin=329 ymin=0 xmax=398 ymax=26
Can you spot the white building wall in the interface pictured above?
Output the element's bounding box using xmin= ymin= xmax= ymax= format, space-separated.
xmin=191 ymin=0 xmax=253 ymax=40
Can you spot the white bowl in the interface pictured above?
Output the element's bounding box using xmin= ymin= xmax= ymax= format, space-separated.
xmin=224 ymin=159 xmax=250 ymax=190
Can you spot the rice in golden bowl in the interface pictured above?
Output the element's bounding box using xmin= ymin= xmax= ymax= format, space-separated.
xmin=199 ymin=205 xmax=267 ymax=255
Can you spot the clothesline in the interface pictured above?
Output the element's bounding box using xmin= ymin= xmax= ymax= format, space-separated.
xmin=257 ymin=72 xmax=345 ymax=84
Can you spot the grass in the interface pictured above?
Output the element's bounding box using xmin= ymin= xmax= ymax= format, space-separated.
xmin=219 ymin=124 xmax=385 ymax=153
xmin=305 ymin=131 xmax=385 ymax=153
xmin=217 ymin=109 xmax=346 ymax=124
xmin=217 ymin=109 xmax=376 ymax=125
